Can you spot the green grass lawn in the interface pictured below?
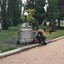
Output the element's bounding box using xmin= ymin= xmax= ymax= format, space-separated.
xmin=0 ymin=25 xmax=63 ymax=42
xmin=0 ymin=25 xmax=20 ymax=42
xmin=0 ymin=26 xmax=20 ymax=53
xmin=0 ymin=44 xmax=16 ymax=53
xmin=0 ymin=25 xmax=64 ymax=53
xmin=46 ymin=30 xmax=64 ymax=39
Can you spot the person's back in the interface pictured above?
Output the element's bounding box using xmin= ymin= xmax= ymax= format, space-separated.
xmin=36 ymin=29 xmax=47 ymax=45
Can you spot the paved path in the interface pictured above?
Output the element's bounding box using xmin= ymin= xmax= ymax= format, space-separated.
xmin=0 ymin=38 xmax=50 ymax=48
xmin=0 ymin=38 xmax=64 ymax=64
xmin=0 ymin=39 xmax=36 ymax=48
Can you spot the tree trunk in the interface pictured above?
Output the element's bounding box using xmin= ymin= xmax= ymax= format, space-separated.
xmin=1 ymin=0 xmax=8 ymax=30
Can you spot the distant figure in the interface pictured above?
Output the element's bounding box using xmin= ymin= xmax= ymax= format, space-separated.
xmin=35 ymin=28 xmax=47 ymax=45
xmin=49 ymin=21 xmax=55 ymax=34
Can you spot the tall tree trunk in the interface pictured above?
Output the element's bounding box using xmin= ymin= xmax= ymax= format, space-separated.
xmin=1 ymin=0 xmax=8 ymax=29
xmin=7 ymin=0 xmax=14 ymax=26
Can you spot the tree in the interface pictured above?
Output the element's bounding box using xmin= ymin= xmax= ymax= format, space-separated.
xmin=58 ymin=0 xmax=64 ymax=27
xmin=27 ymin=0 xmax=35 ymax=9
xmin=34 ymin=0 xmax=46 ymax=24
xmin=21 ymin=9 xmax=36 ymax=30
xmin=13 ymin=0 xmax=21 ymax=26
xmin=8 ymin=0 xmax=22 ymax=26
xmin=7 ymin=0 xmax=14 ymax=26
xmin=47 ymin=0 xmax=59 ymax=21
xmin=1 ymin=0 xmax=8 ymax=29
xmin=0 ymin=0 xmax=22 ymax=30
xmin=44 ymin=0 xmax=59 ymax=32
xmin=27 ymin=0 xmax=46 ymax=25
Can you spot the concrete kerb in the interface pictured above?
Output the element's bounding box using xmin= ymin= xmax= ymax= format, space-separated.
xmin=0 ymin=44 xmax=40 ymax=58
xmin=0 ymin=36 xmax=64 ymax=58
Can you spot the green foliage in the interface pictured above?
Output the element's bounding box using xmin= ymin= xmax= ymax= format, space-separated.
xmin=47 ymin=0 xmax=59 ymax=21
xmin=34 ymin=0 xmax=46 ymax=24
xmin=27 ymin=0 xmax=46 ymax=24
xmin=1 ymin=0 xmax=8 ymax=29
xmin=27 ymin=0 xmax=36 ymax=9
xmin=21 ymin=9 xmax=36 ymax=23
xmin=8 ymin=0 xmax=22 ymax=26
xmin=25 ymin=9 xmax=36 ymax=22
xmin=21 ymin=15 xmax=25 ymax=23
xmin=0 ymin=0 xmax=22 ymax=29
xmin=58 ymin=0 xmax=64 ymax=19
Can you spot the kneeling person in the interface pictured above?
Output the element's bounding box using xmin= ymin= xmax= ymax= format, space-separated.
xmin=36 ymin=28 xmax=47 ymax=45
